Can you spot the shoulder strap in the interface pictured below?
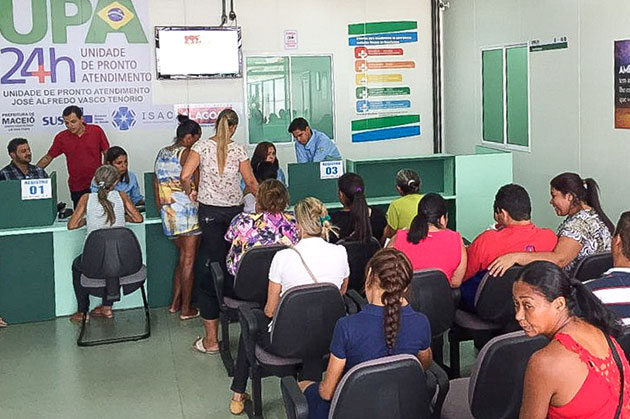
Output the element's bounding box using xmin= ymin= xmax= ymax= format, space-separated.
xmin=605 ymin=334 xmax=624 ymax=419
xmin=288 ymin=247 xmax=318 ymax=284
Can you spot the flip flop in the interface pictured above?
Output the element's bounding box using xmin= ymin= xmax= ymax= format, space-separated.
xmin=90 ymin=307 xmax=114 ymax=319
xmin=179 ymin=310 xmax=200 ymax=321
xmin=0 ymin=317 xmax=7 ymax=328
xmin=192 ymin=336 xmax=219 ymax=354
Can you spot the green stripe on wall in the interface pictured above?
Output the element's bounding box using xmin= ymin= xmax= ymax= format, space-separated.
xmin=348 ymin=21 xmax=418 ymax=35
xmin=351 ymin=114 xmax=420 ymax=131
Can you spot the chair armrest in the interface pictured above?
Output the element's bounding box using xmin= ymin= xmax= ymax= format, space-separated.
xmin=346 ymin=289 xmax=367 ymax=311
xmin=210 ymin=262 xmax=225 ymax=306
xmin=426 ymin=361 xmax=450 ymax=419
xmin=238 ymin=305 xmax=260 ymax=366
xmin=451 ymin=288 xmax=461 ymax=308
xmin=280 ymin=376 xmax=309 ymax=419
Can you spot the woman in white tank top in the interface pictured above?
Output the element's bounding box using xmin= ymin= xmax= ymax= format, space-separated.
xmin=67 ymin=165 xmax=143 ymax=323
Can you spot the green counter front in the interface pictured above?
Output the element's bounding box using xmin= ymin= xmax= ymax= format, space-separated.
xmin=288 ymin=148 xmax=512 ymax=241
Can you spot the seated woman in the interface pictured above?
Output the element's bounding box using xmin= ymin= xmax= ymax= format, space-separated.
xmin=388 ymin=193 xmax=467 ymax=288
xmin=299 ymin=248 xmax=433 ymax=419
xmin=91 ymin=146 xmax=144 ymax=206
xmin=68 ymin=165 xmax=143 ymax=322
xmin=514 ymin=261 xmax=630 ymax=418
xmin=329 ymin=172 xmax=387 ymax=244
xmin=242 ymin=161 xmax=281 ymax=214
xmin=489 ymin=173 xmax=614 ymax=276
xmin=382 ymin=169 xmax=423 ymax=243
xmin=250 ymin=141 xmax=286 ymax=185
xmin=229 ymin=197 xmax=349 ymax=414
xmin=224 ymin=179 xmax=299 ymax=278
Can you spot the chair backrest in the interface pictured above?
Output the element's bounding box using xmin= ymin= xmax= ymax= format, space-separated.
xmin=573 ymin=252 xmax=613 ymax=282
xmin=329 ymin=354 xmax=430 ymax=419
xmin=618 ymin=326 xmax=630 ymax=362
xmin=468 ymin=331 xmax=548 ymax=419
xmin=407 ymin=269 xmax=454 ymax=338
xmin=475 ymin=266 xmax=522 ymax=326
xmin=339 ymin=238 xmax=381 ymax=292
xmin=81 ymin=227 xmax=143 ymax=278
xmin=270 ymin=283 xmax=346 ymax=359
xmin=233 ymin=244 xmax=287 ymax=304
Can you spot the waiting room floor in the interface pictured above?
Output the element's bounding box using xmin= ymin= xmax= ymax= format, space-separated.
xmin=0 ymin=308 xmax=477 ymax=419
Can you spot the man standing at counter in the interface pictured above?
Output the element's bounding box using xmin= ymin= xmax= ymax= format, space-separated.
xmin=289 ymin=117 xmax=341 ymax=163
xmin=0 ymin=138 xmax=49 ymax=181
xmin=37 ymin=106 xmax=109 ymax=208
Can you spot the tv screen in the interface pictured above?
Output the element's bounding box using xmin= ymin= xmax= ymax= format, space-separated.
xmin=155 ymin=26 xmax=242 ymax=79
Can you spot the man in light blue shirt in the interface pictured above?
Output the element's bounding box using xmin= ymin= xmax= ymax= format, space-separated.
xmin=289 ymin=117 xmax=341 ymax=163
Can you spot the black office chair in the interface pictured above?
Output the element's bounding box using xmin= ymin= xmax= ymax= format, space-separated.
xmin=77 ymin=227 xmax=150 ymax=347
xmin=573 ymin=252 xmax=613 ymax=282
xmin=212 ymin=244 xmax=286 ymax=376
xmin=441 ymin=331 xmax=548 ymax=419
xmin=238 ymin=283 xmax=346 ymax=418
xmin=281 ymin=354 xmax=449 ymax=419
xmin=617 ymin=326 xmax=630 ymax=361
xmin=338 ymin=238 xmax=381 ymax=293
xmin=448 ymin=266 xmax=522 ymax=377
xmin=407 ymin=269 xmax=455 ymax=367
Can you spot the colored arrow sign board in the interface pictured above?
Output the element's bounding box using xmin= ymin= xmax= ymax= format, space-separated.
xmin=354 ymin=47 xmax=404 ymax=58
xmin=356 ymin=86 xmax=411 ymax=99
xmin=355 ymin=60 xmax=415 ymax=71
xmin=349 ymin=32 xmax=418 ymax=46
xmin=355 ymin=73 xmax=403 ymax=85
xmin=356 ymin=100 xmax=411 ymax=113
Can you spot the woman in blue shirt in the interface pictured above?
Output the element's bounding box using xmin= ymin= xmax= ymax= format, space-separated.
xmin=299 ymin=248 xmax=433 ymax=419
xmin=250 ymin=141 xmax=286 ymax=185
xmin=90 ymin=146 xmax=144 ymax=205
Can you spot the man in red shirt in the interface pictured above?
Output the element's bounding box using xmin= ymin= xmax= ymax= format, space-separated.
xmin=37 ymin=106 xmax=110 ymax=208
xmin=460 ymin=184 xmax=558 ymax=309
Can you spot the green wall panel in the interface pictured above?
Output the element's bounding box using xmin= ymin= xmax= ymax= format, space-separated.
xmin=506 ymin=46 xmax=529 ymax=147
xmin=482 ymin=49 xmax=504 ymax=143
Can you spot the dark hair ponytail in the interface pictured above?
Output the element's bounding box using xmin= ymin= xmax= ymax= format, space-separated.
xmin=365 ymin=248 xmax=413 ymax=352
xmin=550 ymin=173 xmax=613 ymax=234
xmin=518 ymin=261 xmax=621 ymax=338
xmin=407 ymin=193 xmax=447 ymax=244
xmin=338 ymin=173 xmax=372 ymax=243
xmin=176 ymin=114 xmax=202 ymax=140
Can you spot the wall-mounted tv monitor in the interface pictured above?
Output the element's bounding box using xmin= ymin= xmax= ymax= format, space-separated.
xmin=155 ymin=26 xmax=242 ymax=80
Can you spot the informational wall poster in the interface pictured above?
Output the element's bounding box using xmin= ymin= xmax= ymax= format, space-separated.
xmin=615 ymin=39 xmax=630 ymax=129
xmin=175 ymin=103 xmax=244 ymax=126
xmin=0 ymin=0 xmax=160 ymax=134
xmin=348 ymin=21 xmax=422 ymax=142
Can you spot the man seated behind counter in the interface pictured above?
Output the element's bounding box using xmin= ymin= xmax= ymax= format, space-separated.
xmin=289 ymin=117 xmax=341 ymax=163
xmin=0 ymin=138 xmax=48 ymax=181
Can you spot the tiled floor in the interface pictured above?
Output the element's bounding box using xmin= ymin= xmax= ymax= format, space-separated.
xmin=0 ymin=308 xmax=477 ymax=419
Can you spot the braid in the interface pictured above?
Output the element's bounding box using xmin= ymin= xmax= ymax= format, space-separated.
xmin=366 ymin=248 xmax=413 ymax=352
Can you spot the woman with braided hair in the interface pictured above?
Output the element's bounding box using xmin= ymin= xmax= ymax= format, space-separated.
xmin=67 ymin=165 xmax=143 ymax=323
xmin=299 ymin=248 xmax=433 ymax=419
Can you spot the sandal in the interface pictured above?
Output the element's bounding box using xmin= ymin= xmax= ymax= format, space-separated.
xmin=179 ymin=309 xmax=200 ymax=321
xmin=0 ymin=317 xmax=7 ymax=328
xmin=69 ymin=312 xmax=89 ymax=324
xmin=90 ymin=306 xmax=114 ymax=319
xmin=229 ymin=393 xmax=250 ymax=415
xmin=192 ymin=336 xmax=219 ymax=354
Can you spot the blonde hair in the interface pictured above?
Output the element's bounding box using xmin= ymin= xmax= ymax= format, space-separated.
xmin=294 ymin=197 xmax=338 ymax=241
xmin=214 ymin=108 xmax=239 ymax=175
xmin=93 ymin=165 xmax=119 ymax=225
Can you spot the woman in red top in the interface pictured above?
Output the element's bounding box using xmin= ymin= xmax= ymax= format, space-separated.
xmin=388 ymin=193 xmax=467 ymax=287
xmin=514 ymin=261 xmax=630 ymax=418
